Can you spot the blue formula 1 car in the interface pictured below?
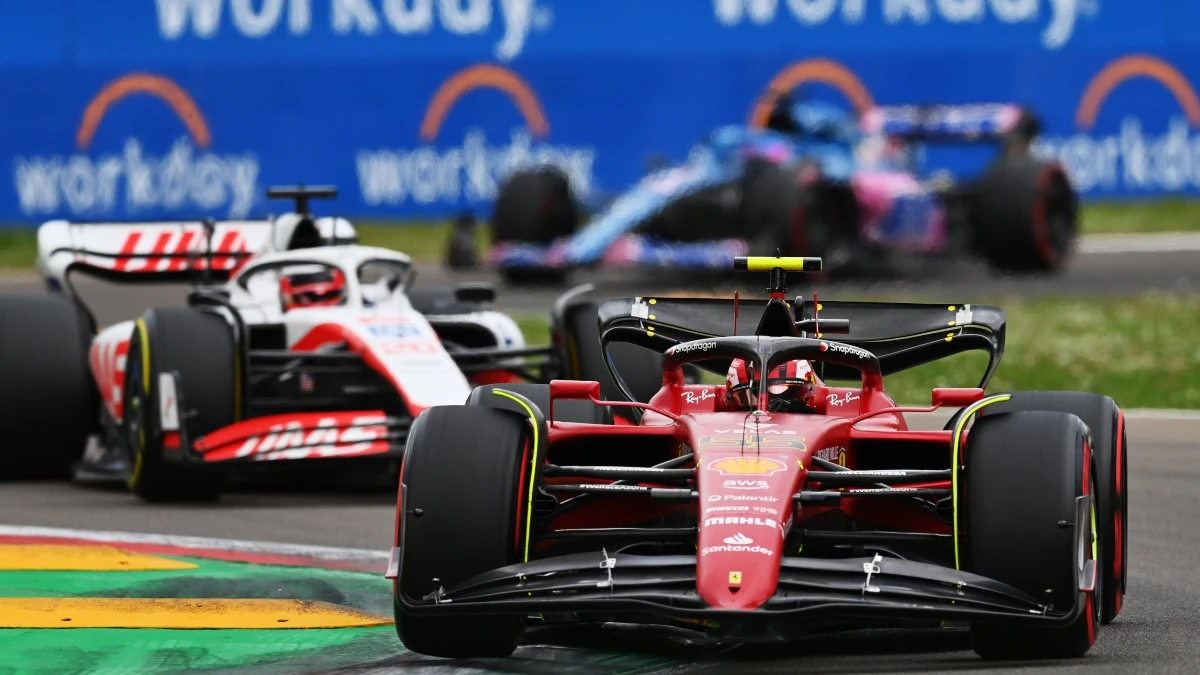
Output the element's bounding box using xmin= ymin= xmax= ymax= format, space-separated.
xmin=467 ymin=94 xmax=1079 ymax=284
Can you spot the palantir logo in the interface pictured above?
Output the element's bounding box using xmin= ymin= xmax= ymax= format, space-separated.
xmin=155 ymin=0 xmax=551 ymax=62
xmin=13 ymin=73 xmax=259 ymax=218
xmin=1033 ymin=55 xmax=1200 ymax=194
xmin=713 ymin=0 xmax=1100 ymax=50
xmin=356 ymin=64 xmax=595 ymax=208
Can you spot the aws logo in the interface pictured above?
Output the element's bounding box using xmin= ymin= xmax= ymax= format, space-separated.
xmin=357 ymin=64 xmax=595 ymax=208
xmin=13 ymin=73 xmax=259 ymax=219
xmin=1035 ymin=55 xmax=1200 ymax=194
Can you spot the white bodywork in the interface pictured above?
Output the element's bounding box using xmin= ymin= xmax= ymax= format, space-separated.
xmin=67 ymin=216 xmax=524 ymax=424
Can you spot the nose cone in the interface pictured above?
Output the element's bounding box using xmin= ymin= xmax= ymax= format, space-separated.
xmin=697 ymin=454 xmax=798 ymax=610
xmin=697 ymin=524 xmax=784 ymax=609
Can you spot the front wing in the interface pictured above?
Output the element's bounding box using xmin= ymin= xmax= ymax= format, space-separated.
xmin=391 ymin=497 xmax=1094 ymax=637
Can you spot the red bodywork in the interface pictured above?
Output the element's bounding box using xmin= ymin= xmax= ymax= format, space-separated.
xmin=534 ymin=375 xmax=978 ymax=609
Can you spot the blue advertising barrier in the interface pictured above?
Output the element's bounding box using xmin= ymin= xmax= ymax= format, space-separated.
xmin=3 ymin=1 xmax=1200 ymax=223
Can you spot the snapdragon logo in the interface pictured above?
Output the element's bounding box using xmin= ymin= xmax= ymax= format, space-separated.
xmin=155 ymin=0 xmax=551 ymax=61
xmin=1033 ymin=55 xmax=1200 ymax=193
xmin=356 ymin=64 xmax=595 ymax=208
xmin=713 ymin=0 xmax=1100 ymax=50
xmin=12 ymin=74 xmax=259 ymax=218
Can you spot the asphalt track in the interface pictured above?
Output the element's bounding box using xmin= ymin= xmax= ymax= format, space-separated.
xmin=1 ymin=413 xmax=1197 ymax=674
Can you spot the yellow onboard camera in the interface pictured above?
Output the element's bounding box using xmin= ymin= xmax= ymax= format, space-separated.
xmin=734 ymin=256 xmax=823 ymax=295
xmin=733 ymin=256 xmax=823 ymax=273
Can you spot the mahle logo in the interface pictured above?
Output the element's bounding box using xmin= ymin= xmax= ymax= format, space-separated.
xmin=13 ymin=73 xmax=259 ymax=218
xmin=356 ymin=64 xmax=596 ymax=208
xmin=1033 ymin=55 xmax=1200 ymax=194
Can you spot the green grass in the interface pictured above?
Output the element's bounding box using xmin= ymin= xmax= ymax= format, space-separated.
xmin=1081 ymin=199 xmax=1200 ymax=234
xmin=0 ymin=199 xmax=1198 ymax=271
xmin=514 ymin=293 xmax=1200 ymax=410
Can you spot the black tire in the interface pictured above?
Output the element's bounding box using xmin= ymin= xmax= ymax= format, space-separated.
xmin=970 ymin=391 xmax=1126 ymax=624
xmin=559 ymin=301 xmax=664 ymax=404
xmin=123 ymin=308 xmax=233 ymax=502
xmin=491 ymin=167 xmax=579 ymax=285
xmin=0 ymin=294 xmax=95 ymax=479
xmin=965 ymin=411 xmax=1100 ymax=660
xmin=972 ymin=158 xmax=1077 ymax=272
xmin=740 ymin=161 xmax=801 ymax=256
xmin=394 ymin=405 xmax=530 ymax=658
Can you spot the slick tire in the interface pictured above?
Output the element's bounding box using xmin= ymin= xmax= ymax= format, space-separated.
xmin=124 ymin=308 xmax=233 ymax=502
xmin=394 ymin=405 xmax=531 ymax=658
xmin=970 ymin=391 xmax=1127 ymax=624
xmin=492 ymin=167 xmax=579 ymax=285
xmin=468 ymin=383 xmax=612 ymax=425
xmin=559 ymin=301 xmax=664 ymax=405
xmin=965 ymin=411 xmax=1100 ymax=660
xmin=972 ymin=158 xmax=1077 ymax=272
xmin=0 ymin=294 xmax=95 ymax=479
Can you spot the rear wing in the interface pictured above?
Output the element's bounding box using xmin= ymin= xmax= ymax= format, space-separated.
xmin=859 ymin=104 xmax=1040 ymax=144
xmin=37 ymin=186 xmax=356 ymax=291
xmin=595 ymin=295 xmax=1006 ymax=389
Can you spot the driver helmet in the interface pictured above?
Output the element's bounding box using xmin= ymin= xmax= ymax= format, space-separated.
xmin=725 ymin=358 xmax=815 ymax=410
xmin=280 ymin=268 xmax=346 ymax=311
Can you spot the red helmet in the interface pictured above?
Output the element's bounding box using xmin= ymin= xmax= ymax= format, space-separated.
xmin=281 ymin=268 xmax=346 ymax=311
xmin=725 ymin=359 xmax=815 ymax=410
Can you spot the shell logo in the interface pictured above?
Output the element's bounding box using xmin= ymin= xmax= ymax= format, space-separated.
xmin=708 ymin=457 xmax=787 ymax=476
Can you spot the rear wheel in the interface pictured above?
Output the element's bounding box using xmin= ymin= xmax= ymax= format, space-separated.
xmin=491 ymin=167 xmax=579 ymax=284
xmin=0 ymin=295 xmax=94 ymax=478
xmin=124 ymin=308 xmax=233 ymax=502
xmin=558 ymin=301 xmax=664 ymax=404
xmin=972 ymin=158 xmax=1077 ymax=272
xmin=974 ymin=391 xmax=1126 ymax=623
xmin=394 ymin=405 xmax=531 ymax=658
xmin=965 ymin=411 xmax=1100 ymax=659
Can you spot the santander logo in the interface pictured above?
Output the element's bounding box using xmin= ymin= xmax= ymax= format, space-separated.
xmin=724 ymin=533 xmax=753 ymax=545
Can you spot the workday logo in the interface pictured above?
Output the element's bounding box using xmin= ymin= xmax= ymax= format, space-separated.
xmin=1033 ymin=55 xmax=1200 ymax=194
xmin=713 ymin=0 xmax=1100 ymax=50
xmin=356 ymin=64 xmax=596 ymax=208
xmin=13 ymin=73 xmax=259 ymax=218
xmin=155 ymin=0 xmax=552 ymax=62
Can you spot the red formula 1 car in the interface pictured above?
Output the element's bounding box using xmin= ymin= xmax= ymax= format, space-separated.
xmin=389 ymin=256 xmax=1128 ymax=661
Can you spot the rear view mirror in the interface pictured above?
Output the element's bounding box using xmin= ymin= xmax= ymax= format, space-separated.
xmin=932 ymin=387 xmax=986 ymax=408
xmin=454 ymin=283 xmax=496 ymax=304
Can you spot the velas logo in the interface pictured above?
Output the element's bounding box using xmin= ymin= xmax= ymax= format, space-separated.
xmin=13 ymin=73 xmax=259 ymax=219
xmin=748 ymin=58 xmax=875 ymax=129
xmin=356 ymin=64 xmax=595 ymax=208
xmin=1033 ymin=55 xmax=1200 ymax=194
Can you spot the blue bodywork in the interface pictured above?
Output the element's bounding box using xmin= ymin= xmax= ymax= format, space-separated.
xmin=493 ymin=99 xmax=1024 ymax=271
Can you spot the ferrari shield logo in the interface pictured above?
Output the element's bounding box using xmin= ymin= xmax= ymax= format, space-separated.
xmin=708 ymin=457 xmax=787 ymax=476
xmin=728 ymin=571 xmax=742 ymax=584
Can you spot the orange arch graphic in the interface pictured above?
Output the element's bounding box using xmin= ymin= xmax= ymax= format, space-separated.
xmin=1075 ymin=55 xmax=1200 ymax=130
xmin=419 ymin=64 xmax=549 ymax=142
xmin=749 ymin=58 xmax=875 ymax=128
xmin=76 ymin=73 xmax=211 ymax=150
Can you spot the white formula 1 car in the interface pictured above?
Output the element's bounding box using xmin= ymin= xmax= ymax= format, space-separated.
xmin=0 ymin=186 xmax=652 ymax=501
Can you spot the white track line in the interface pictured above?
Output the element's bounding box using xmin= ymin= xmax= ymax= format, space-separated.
xmin=1077 ymin=232 xmax=1200 ymax=254
xmin=0 ymin=525 xmax=389 ymax=562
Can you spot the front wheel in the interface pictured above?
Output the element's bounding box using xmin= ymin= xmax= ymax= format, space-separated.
xmin=123 ymin=309 xmax=233 ymax=502
xmin=965 ymin=411 xmax=1101 ymax=659
xmin=394 ymin=405 xmax=532 ymax=658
